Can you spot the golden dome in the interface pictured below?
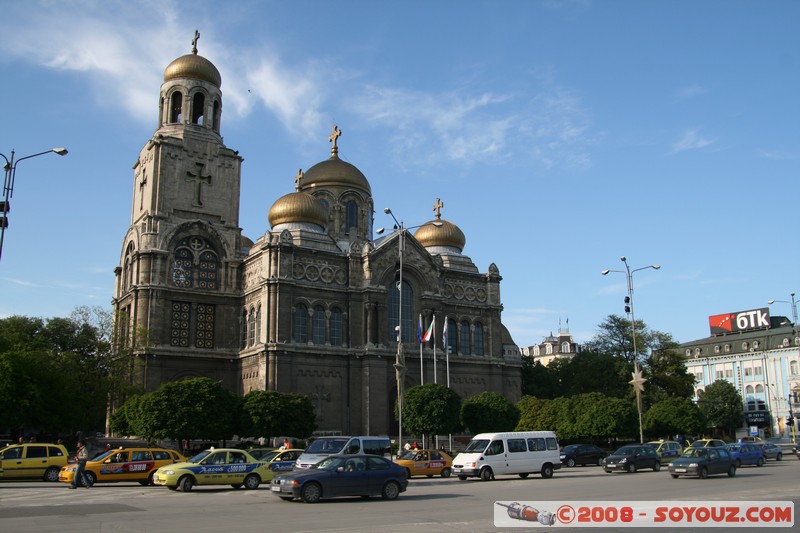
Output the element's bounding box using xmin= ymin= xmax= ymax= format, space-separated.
xmin=414 ymin=219 xmax=466 ymax=251
xmin=301 ymin=155 xmax=371 ymax=195
xmin=164 ymin=53 xmax=222 ymax=87
xmin=268 ymin=191 xmax=327 ymax=228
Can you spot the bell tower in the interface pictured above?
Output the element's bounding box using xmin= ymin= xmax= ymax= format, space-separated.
xmin=114 ymin=31 xmax=244 ymax=392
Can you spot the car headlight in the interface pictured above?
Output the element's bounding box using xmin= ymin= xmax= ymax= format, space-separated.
xmin=63 ymin=466 xmax=76 ymax=472
xmin=688 ymin=462 xmax=698 ymax=467
xmin=619 ymin=457 xmax=628 ymax=463
xmin=160 ymin=469 xmax=175 ymax=475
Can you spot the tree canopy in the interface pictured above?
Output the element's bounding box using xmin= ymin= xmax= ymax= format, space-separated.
xmin=240 ymin=390 xmax=316 ymax=439
xmin=461 ymin=391 xmax=519 ymax=434
xmin=401 ymin=384 xmax=462 ymax=437
xmin=697 ymin=380 xmax=743 ymax=438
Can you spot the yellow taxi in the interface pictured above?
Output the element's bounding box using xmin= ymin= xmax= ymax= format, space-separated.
xmin=0 ymin=443 xmax=69 ymax=482
xmin=249 ymin=448 xmax=304 ymax=481
xmin=153 ymin=448 xmax=272 ymax=492
xmin=643 ymin=440 xmax=683 ymax=463
xmin=394 ymin=449 xmax=453 ymax=478
xmin=59 ymin=447 xmax=186 ymax=486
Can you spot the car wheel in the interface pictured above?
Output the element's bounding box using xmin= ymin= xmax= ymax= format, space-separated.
xmin=300 ymin=482 xmax=322 ymax=503
xmin=518 ymin=473 xmax=529 ymax=479
xmin=756 ymin=458 xmax=764 ymax=467
xmin=457 ymin=475 xmax=467 ymax=480
xmin=381 ymin=481 xmax=401 ymax=500
xmin=243 ymin=474 xmax=260 ymax=490
xmin=566 ymin=458 xmax=576 ymax=468
xmin=43 ymin=467 xmax=60 ymax=482
xmin=776 ymin=453 xmax=782 ymax=461
xmin=735 ymin=459 xmax=741 ymax=468
xmin=670 ymin=474 xmax=679 ymax=479
xmin=698 ymin=467 xmax=708 ymax=479
xmin=728 ymin=465 xmax=736 ymax=477
xmin=480 ymin=467 xmax=494 ymax=481
xmin=653 ymin=462 xmax=661 ymax=472
xmin=540 ymin=464 xmax=554 ymax=479
xmin=597 ymin=458 xmax=604 ymax=466
xmin=178 ymin=475 xmax=194 ymax=492
xmin=441 ymin=467 xmax=451 ymax=478
xmin=627 ymin=463 xmax=637 ymax=473
xmin=85 ymin=472 xmax=96 ymax=487
xmin=146 ymin=471 xmax=156 ymax=486
xmin=426 ymin=474 xmax=433 ymax=478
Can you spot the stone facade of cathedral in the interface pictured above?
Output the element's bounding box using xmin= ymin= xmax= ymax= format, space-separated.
xmin=113 ymin=37 xmax=522 ymax=437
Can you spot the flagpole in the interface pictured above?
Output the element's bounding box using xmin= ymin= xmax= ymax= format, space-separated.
xmin=418 ymin=314 xmax=424 ymax=385
xmin=433 ymin=315 xmax=437 ymax=385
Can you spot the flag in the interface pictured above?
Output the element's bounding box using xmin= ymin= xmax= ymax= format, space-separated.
xmin=442 ymin=315 xmax=448 ymax=350
xmin=422 ymin=315 xmax=435 ymax=343
xmin=417 ymin=314 xmax=423 ymax=344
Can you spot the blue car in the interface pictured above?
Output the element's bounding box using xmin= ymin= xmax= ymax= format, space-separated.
xmin=726 ymin=443 xmax=764 ymax=468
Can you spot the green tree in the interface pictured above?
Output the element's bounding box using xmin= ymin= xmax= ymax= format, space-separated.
xmin=559 ymin=351 xmax=633 ymax=399
xmin=241 ymin=390 xmax=316 ymax=439
xmin=460 ymin=392 xmax=519 ymax=434
xmin=697 ymin=380 xmax=743 ymax=438
xmin=642 ymin=397 xmax=705 ymax=439
xmin=515 ymin=396 xmax=560 ymax=431
xmin=584 ymin=314 xmax=650 ymax=363
xmin=520 ymin=358 xmax=558 ymax=398
xmin=643 ymin=334 xmax=695 ymax=407
xmin=401 ymin=384 xmax=462 ymax=437
xmin=570 ymin=392 xmax=637 ymax=442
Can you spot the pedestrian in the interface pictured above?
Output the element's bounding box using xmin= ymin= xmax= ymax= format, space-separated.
xmin=70 ymin=440 xmax=91 ymax=489
xmin=280 ymin=438 xmax=291 ymax=450
xmin=404 ymin=441 xmax=411 ymax=451
xmin=104 ymin=443 xmax=112 ymax=452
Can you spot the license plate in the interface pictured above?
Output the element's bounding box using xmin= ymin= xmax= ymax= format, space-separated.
xmin=674 ymin=468 xmax=686 ymax=473
xmin=270 ymin=485 xmax=281 ymax=492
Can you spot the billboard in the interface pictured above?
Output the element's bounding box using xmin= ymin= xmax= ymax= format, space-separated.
xmin=709 ymin=308 xmax=770 ymax=335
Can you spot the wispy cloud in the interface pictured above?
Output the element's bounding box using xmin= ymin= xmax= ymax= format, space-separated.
xmin=671 ymin=128 xmax=717 ymax=154
xmin=1 ymin=277 xmax=40 ymax=287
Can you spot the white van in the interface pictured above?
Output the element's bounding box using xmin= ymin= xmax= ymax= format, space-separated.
xmin=452 ymin=431 xmax=561 ymax=481
xmin=294 ymin=436 xmax=391 ymax=469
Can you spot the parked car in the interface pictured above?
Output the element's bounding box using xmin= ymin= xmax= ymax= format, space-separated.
xmin=756 ymin=442 xmax=783 ymax=461
xmin=153 ymin=448 xmax=272 ymax=492
xmin=602 ymin=445 xmax=660 ymax=473
xmin=395 ymin=449 xmax=453 ymax=478
xmin=271 ymin=454 xmax=408 ymax=503
xmin=689 ymin=438 xmax=727 ymax=448
xmin=0 ymin=443 xmax=69 ymax=482
xmin=668 ymin=446 xmax=736 ymax=479
xmin=257 ymin=448 xmax=304 ymax=481
xmin=60 ymin=447 xmax=186 ymax=486
xmin=737 ymin=436 xmax=764 ymax=444
xmin=643 ymin=440 xmax=683 ymax=463
xmin=726 ymin=443 xmax=764 ymax=468
xmin=560 ymin=444 xmax=608 ymax=467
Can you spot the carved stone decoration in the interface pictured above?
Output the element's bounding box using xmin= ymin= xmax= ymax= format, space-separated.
xmin=280 ymin=230 xmax=293 ymax=244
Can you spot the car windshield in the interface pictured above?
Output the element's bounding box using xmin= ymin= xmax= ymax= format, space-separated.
xmin=94 ymin=450 xmax=115 ymax=461
xmin=562 ymin=445 xmax=579 ymax=453
xmin=260 ymin=451 xmax=281 ymax=462
xmin=315 ymin=457 xmax=346 ymax=471
xmin=464 ymin=439 xmax=490 ymax=453
xmin=642 ymin=444 xmax=658 ymax=450
xmin=681 ymin=448 xmax=707 ymax=458
xmin=613 ymin=447 xmax=637 ymax=456
xmin=188 ymin=450 xmax=212 ymax=463
xmin=398 ymin=451 xmax=418 ymax=460
xmin=305 ymin=438 xmax=349 ymax=454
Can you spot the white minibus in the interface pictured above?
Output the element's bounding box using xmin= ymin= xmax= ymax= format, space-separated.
xmin=294 ymin=436 xmax=390 ymax=469
xmin=452 ymin=431 xmax=561 ymax=480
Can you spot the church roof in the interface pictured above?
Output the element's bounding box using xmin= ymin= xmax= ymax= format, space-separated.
xmin=413 ymin=198 xmax=466 ymax=252
xmin=300 ymin=126 xmax=371 ymax=195
xmin=163 ymin=32 xmax=222 ymax=87
xmin=268 ymin=169 xmax=328 ymax=228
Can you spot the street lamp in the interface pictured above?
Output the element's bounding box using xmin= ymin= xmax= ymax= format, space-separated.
xmin=767 ymin=292 xmax=797 ymax=326
xmin=376 ymin=208 xmax=441 ymax=453
xmin=602 ymin=256 xmax=660 ymax=443
xmin=1 ymin=147 xmax=68 ymax=261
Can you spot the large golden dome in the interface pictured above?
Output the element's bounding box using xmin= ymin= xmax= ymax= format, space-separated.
xmin=301 ymin=155 xmax=371 ymax=195
xmin=268 ymin=190 xmax=327 ymax=228
xmin=164 ymin=53 xmax=222 ymax=87
xmin=414 ymin=219 xmax=466 ymax=251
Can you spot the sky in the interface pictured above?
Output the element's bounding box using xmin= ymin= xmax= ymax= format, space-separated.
xmin=0 ymin=0 xmax=798 ymax=348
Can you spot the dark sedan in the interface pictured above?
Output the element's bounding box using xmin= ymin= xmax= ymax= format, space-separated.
xmin=603 ymin=445 xmax=660 ymax=473
xmin=757 ymin=442 xmax=784 ymax=461
xmin=270 ymin=455 xmax=408 ymax=503
xmin=560 ymin=444 xmax=609 ymax=467
xmin=668 ymin=447 xmax=736 ymax=479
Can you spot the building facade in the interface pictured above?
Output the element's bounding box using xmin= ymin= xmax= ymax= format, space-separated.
xmin=112 ymin=37 xmax=522 ymax=437
xmin=680 ymin=307 xmax=800 ymax=439
xmin=520 ymin=325 xmax=581 ymax=366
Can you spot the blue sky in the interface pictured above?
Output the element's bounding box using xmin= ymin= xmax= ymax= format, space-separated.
xmin=0 ymin=0 xmax=797 ymax=348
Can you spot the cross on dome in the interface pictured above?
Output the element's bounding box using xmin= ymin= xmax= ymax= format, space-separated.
xmin=328 ymin=125 xmax=342 ymax=157
xmin=433 ymin=198 xmax=444 ymax=220
xmin=294 ymin=168 xmax=304 ymax=191
xmin=191 ymin=30 xmax=200 ymax=55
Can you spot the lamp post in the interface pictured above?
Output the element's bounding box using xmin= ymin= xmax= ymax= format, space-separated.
xmin=376 ymin=208 xmax=441 ymax=454
xmin=602 ymin=256 xmax=660 ymax=443
xmin=767 ymin=292 xmax=798 ymax=326
xmin=1 ymin=147 xmax=69 ymax=262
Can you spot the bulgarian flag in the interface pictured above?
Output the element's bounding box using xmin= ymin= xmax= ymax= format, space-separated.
xmin=417 ymin=314 xmax=423 ymax=344
xmin=422 ymin=315 xmax=435 ymax=343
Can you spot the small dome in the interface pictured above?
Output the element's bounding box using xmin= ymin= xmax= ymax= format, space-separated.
xmin=164 ymin=53 xmax=222 ymax=87
xmin=301 ymin=155 xmax=371 ymax=195
xmin=268 ymin=191 xmax=327 ymax=228
xmin=414 ymin=219 xmax=466 ymax=251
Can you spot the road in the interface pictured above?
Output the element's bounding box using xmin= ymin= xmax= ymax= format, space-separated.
xmin=0 ymin=459 xmax=797 ymax=532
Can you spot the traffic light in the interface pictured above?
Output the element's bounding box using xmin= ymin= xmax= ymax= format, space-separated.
xmin=624 ymin=296 xmax=631 ymax=314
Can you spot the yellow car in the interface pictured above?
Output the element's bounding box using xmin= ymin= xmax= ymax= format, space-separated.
xmin=394 ymin=449 xmax=453 ymax=478
xmin=59 ymin=447 xmax=186 ymax=486
xmin=643 ymin=440 xmax=683 ymax=463
xmin=0 ymin=443 xmax=69 ymax=482
xmin=153 ymin=448 xmax=272 ymax=492
xmin=250 ymin=448 xmax=304 ymax=481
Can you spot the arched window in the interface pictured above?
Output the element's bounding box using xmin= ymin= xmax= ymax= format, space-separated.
xmin=172 ymin=237 xmax=219 ymax=290
xmin=247 ymin=307 xmax=255 ymax=346
xmin=255 ymin=306 xmax=261 ymax=344
xmin=312 ymin=305 xmax=325 ymax=344
xmin=240 ymin=308 xmax=246 ymax=349
xmin=545 ymin=344 xmax=553 ymax=355
xmin=790 ymin=360 xmax=799 ymax=375
xmin=387 ymin=280 xmax=413 ymax=342
xmin=198 ymin=250 xmax=219 ymax=290
xmin=460 ymin=320 xmax=470 ymax=355
xmin=173 ymin=247 xmax=194 ymax=288
xmin=330 ymin=307 xmax=343 ymax=346
xmin=533 ymin=345 xmax=540 ymax=356
xmin=170 ymin=91 xmax=182 ymax=123
xmin=319 ymin=199 xmax=329 ymax=227
xmin=212 ymin=100 xmax=221 ymax=133
xmin=474 ymin=322 xmax=484 ymax=356
xmin=745 ymin=385 xmax=754 ymax=395
xmin=446 ymin=317 xmax=458 ymax=354
xmin=345 ymin=200 xmax=358 ymax=233
xmin=755 ymin=384 xmax=764 ymax=394
xmin=561 ymin=342 xmax=570 ymax=353
xmin=123 ymin=242 xmax=135 ymax=292
xmin=191 ymin=92 xmax=205 ymax=124
xmin=294 ymin=304 xmax=308 ymax=343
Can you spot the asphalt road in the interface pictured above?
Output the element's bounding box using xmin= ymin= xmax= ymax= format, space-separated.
xmin=0 ymin=458 xmax=797 ymax=532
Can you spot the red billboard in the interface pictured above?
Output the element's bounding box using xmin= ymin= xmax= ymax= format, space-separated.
xmin=709 ymin=307 xmax=770 ymax=335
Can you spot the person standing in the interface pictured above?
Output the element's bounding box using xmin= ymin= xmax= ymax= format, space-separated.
xmin=70 ymin=441 xmax=90 ymax=489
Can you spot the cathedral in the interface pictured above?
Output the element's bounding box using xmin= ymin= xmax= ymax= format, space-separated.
xmin=113 ymin=35 xmax=522 ymax=437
